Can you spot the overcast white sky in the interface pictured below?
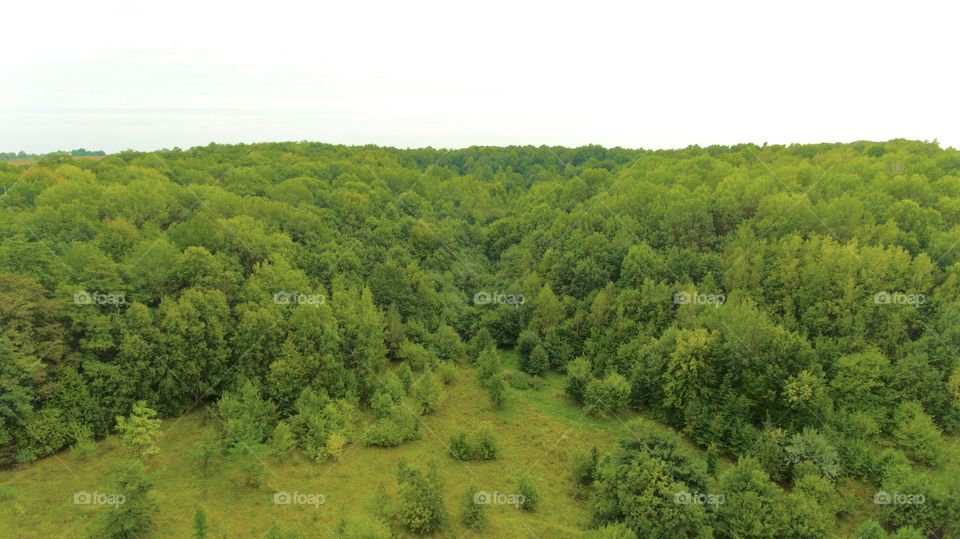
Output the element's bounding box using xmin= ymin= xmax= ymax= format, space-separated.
xmin=1 ymin=0 xmax=957 ymax=153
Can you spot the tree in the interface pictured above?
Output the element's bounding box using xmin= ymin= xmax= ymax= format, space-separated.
xmin=91 ymin=460 xmax=158 ymax=539
xmin=115 ymin=401 xmax=162 ymax=459
xmin=892 ymin=401 xmax=944 ymax=466
xmin=269 ymin=421 xmax=296 ymax=462
xmin=396 ymin=460 xmax=447 ymax=534
xmin=217 ymin=381 xmax=277 ymax=449
xmin=412 ymin=371 xmax=443 ymax=414
xmin=523 ymin=344 xmax=549 ymax=376
xmin=565 ymin=357 xmax=593 ymax=403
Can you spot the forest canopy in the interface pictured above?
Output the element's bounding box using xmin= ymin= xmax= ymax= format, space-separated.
xmin=0 ymin=140 xmax=958 ymax=537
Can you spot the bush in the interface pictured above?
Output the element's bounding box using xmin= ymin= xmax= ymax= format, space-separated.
xmin=399 ymin=340 xmax=434 ymax=371
xmin=571 ymin=447 xmax=600 ymax=487
xmin=462 ymin=486 xmax=486 ymax=529
xmin=397 ymin=461 xmax=447 ymax=534
xmin=474 ymin=424 xmax=498 ymax=461
xmin=364 ymin=407 xmax=420 ymax=447
xmin=487 ymin=376 xmax=506 ymax=408
xmin=523 ymin=344 xmax=549 ymax=376
xmin=449 ymin=431 xmax=471 ymax=461
xmin=516 ymin=475 xmax=539 ymax=512
xmin=448 ymin=425 xmax=498 ymax=461
xmin=516 ymin=329 xmax=539 ymax=359
xmin=565 ymin=357 xmax=593 ymax=403
xmin=584 ymin=372 xmax=631 ymax=417
xmin=70 ymin=424 xmax=96 ymax=460
xmin=438 ymin=363 xmax=459 ymax=385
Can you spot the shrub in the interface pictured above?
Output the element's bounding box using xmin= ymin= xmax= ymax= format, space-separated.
xmin=396 ymin=460 xmax=447 ymax=534
xmin=364 ymin=407 xmax=420 ymax=447
xmin=487 ymin=376 xmax=506 ymax=408
xmin=462 ymin=486 xmax=486 ymax=529
xmin=584 ymin=372 xmax=630 ymax=417
xmin=449 ymin=431 xmax=471 ymax=461
xmin=473 ymin=424 xmax=498 ymax=461
xmin=565 ymin=357 xmax=593 ymax=403
xmin=516 ymin=475 xmax=539 ymax=512
xmin=508 ymin=371 xmax=532 ymax=390
xmin=516 ymin=329 xmax=539 ymax=359
xmin=571 ymin=447 xmax=600 ymax=487
xmin=438 ymin=363 xmax=459 ymax=385
xmin=523 ymin=344 xmax=549 ymax=376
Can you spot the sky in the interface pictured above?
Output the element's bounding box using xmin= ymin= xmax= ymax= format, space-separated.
xmin=1 ymin=0 xmax=957 ymax=153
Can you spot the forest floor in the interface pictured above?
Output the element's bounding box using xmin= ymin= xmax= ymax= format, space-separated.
xmin=0 ymin=351 xmax=954 ymax=538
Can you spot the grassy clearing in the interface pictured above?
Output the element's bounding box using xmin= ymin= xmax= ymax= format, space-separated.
xmin=0 ymin=364 xmax=619 ymax=538
xmin=2 ymin=357 xmax=955 ymax=538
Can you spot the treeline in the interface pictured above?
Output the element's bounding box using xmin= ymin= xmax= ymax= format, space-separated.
xmin=1 ymin=140 xmax=959 ymax=536
xmin=0 ymin=148 xmax=106 ymax=160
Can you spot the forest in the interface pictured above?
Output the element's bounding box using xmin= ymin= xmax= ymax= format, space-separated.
xmin=0 ymin=140 xmax=958 ymax=538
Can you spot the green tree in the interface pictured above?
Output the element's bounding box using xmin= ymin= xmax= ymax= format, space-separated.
xmin=115 ymin=401 xmax=162 ymax=459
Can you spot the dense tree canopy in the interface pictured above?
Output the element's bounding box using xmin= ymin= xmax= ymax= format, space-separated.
xmin=1 ymin=140 xmax=958 ymax=536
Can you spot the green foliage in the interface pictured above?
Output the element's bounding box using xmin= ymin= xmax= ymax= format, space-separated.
xmin=892 ymin=401 xmax=945 ymax=466
xmin=461 ymin=486 xmax=486 ymax=529
xmin=189 ymin=440 xmax=216 ymax=477
xmin=90 ymin=460 xmax=158 ymax=539
xmin=363 ymin=406 xmax=420 ymax=447
xmin=784 ymin=428 xmax=841 ymax=482
xmin=4 ymin=141 xmax=960 ymax=537
xmin=486 ymin=375 xmax=506 ymax=408
xmin=523 ymin=344 xmax=549 ymax=376
xmin=268 ymin=421 xmax=296 ymax=462
xmin=516 ymin=475 xmax=539 ymax=512
xmin=115 ymin=402 xmax=162 ymax=459
xmin=584 ymin=372 xmax=631 ymax=417
xmin=70 ymin=423 xmax=96 ymax=459
xmin=448 ymin=424 xmax=498 ymax=461
xmin=565 ymin=357 xmax=593 ymax=403
xmin=437 ymin=363 xmax=459 ymax=385
xmin=217 ymin=382 xmax=277 ymax=449
xmin=412 ymin=371 xmax=443 ymax=414
xmin=396 ymin=460 xmax=447 ymax=534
